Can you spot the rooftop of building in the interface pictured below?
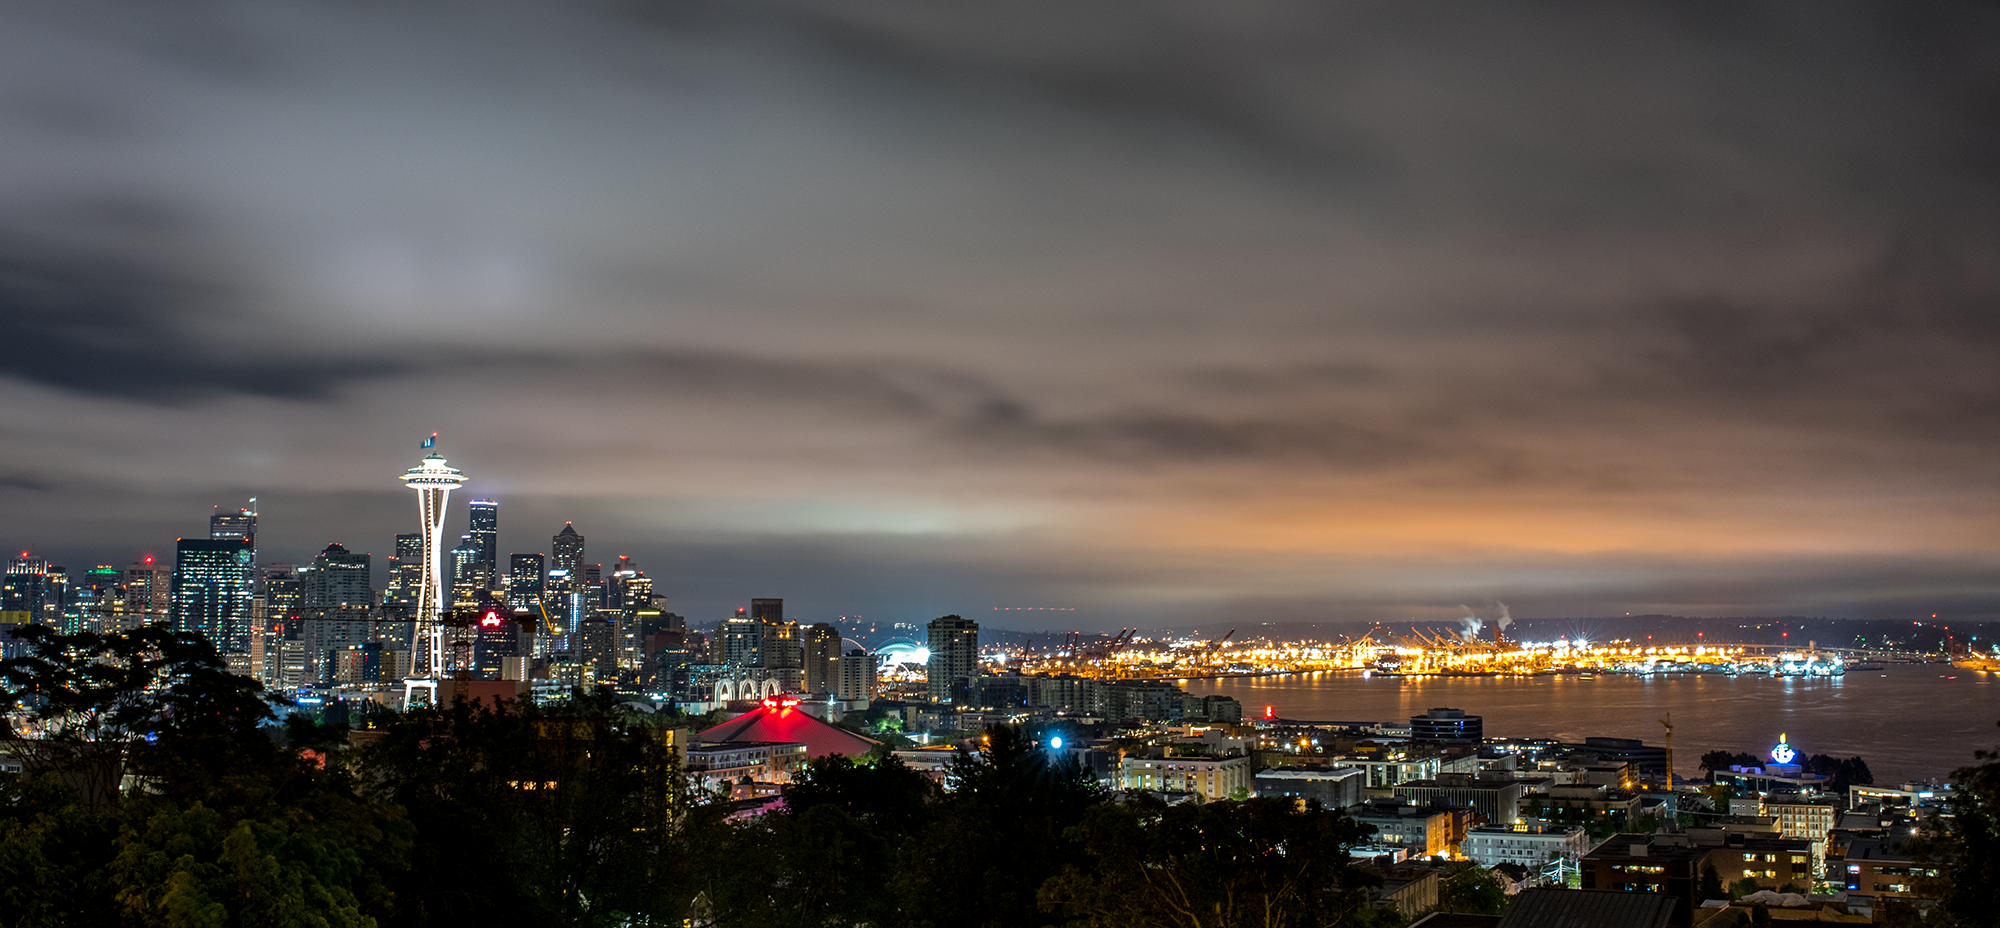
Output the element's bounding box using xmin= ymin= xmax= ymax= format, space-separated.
xmin=1349 ymin=799 xmax=1448 ymax=820
xmin=1691 ymin=898 xmax=1871 ymax=927
xmin=1496 ymin=888 xmax=1676 ymax=928
xmin=1407 ymin=914 xmax=1502 ymax=928
xmin=1125 ymin=753 xmax=1250 ymax=766
xmin=1255 ymin=766 xmax=1364 ymax=780
xmin=697 ymin=697 xmax=880 ymax=759
xmin=1396 ymin=774 xmax=1525 ymax=789
xmin=1581 ymin=833 xmax=1714 ymax=863
xmin=686 ymin=740 xmax=807 ymax=753
xmin=1841 ymin=836 xmax=1918 ymax=863
xmin=1467 ymin=823 xmax=1583 ymax=836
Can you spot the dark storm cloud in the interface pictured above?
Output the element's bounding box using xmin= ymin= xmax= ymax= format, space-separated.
xmin=766 ymin=1 xmax=2000 ymax=219
xmin=1643 ymin=238 xmax=2000 ymax=397
xmin=0 ymin=239 xmax=407 ymax=401
xmin=0 ymin=474 xmax=54 ymax=493
xmin=5 ymin=0 xmax=2000 ymax=626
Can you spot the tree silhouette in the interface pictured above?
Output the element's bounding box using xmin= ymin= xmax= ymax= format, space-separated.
xmin=1038 ymin=794 xmax=1394 ymax=928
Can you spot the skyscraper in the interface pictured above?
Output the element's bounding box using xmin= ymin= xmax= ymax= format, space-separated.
xmin=579 ymin=612 xmax=620 ymax=684
xmin=399 ymin=440 xmax=468 ymax=687
xmin=209 ymin=505 xmax=257 ymax=552
xmin=209 ymin=503 xmax=258 ymax=638
xmin=719 ymin=608 xmax=762 ymax=666
xmin=449 ymin=534 xmax=481 ymax=606
xmin=551 ymin=523 xmax=584 ymax=591
xmin=803 ymin=622 xmax=840 ymax=695
xmin=72 ymin=565 xmax=123 ymax=634
xmin=926 ymin=614 xmax=979 ymax=703
xmin=583 ymin=563 xmax=605 ymax=610
xmin=122 ymin=556 xmax=171 ymax=626
xmin=172 ymin=538 xmax=254 ymax=652
xmin=300 ymin=543 xmax=372 ymax=614
xmin=507 ymin=553 xmax=545 ymax=616
xmin=3 ymin=554 xmax=55 ymax=626
xmin=610 ymin=556 xmax=652 ymax=613
xmin=2 ymin=554 xmax=66 ymax=629
xmin=834 ymin=649 xmax=879 ymax=701
xmin=467 ymin=499 xmax=498 ymax=591
xmin=262 ymin=564 xmax=301 ymax=627
xmin=383 ymin=533 xmax=422 ymax=618
xmin=764 ymin=620 xmax=801 ymax=673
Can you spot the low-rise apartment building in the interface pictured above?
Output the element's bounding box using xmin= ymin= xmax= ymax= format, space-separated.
xmin=1122 ymin=753 xmax=1253 ymax=801
xmin=1393 ymin=772 xmax=1527 ymax=825
xmin=1837 ymin=837 xmax=1938 ymax=902
xmin=1347 ymin=799 xmax=1454 ymax=858
xmin=1461 ymin=824 xmax=1589 ymax=869
xmin=685 ymin=740 xmax=808 ymax=792
xmin=1255 ymin=766 xmax=1364 ymax=808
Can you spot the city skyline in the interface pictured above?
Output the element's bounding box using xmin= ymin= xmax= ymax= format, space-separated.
xmin=4 ymin=7 xmax=1997 ymax=922
xmin=5 ymin=3 xmax=2000 ymax=629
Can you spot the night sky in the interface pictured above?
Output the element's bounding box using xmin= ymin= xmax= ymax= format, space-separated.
xmin=4 ymin=2 xmax=1999 ymax=630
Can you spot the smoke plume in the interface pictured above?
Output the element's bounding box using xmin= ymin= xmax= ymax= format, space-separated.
xmin=1457 ymin=605 xmax=1483 ymax=641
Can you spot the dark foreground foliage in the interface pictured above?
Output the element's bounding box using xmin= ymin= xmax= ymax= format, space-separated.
xmin=1 ymin=626 xmax=1406 ymax=927
xmin=1902 ymin=720 xmax=2000 ymax=928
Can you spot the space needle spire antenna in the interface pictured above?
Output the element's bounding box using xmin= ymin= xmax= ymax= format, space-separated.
xmin=398 ymin=432 xmax=466 ymax=708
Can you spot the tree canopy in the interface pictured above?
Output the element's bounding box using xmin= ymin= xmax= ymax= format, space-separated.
xmin=0 ymin=626 xmax=1400 ymax=928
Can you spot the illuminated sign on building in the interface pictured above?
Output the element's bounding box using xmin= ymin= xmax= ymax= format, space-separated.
xmin=1770 ymin=733 xmax=1796 ymax=765
xmin=761 ymin=695 xmax=802 ymax=710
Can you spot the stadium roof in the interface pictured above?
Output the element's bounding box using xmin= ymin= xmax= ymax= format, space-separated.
xmin=698 ymin=696 xmax=881 ymax=759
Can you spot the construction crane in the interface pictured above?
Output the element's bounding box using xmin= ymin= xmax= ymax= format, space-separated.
xmin=1206 ymin=628 xmax=1236 ymax=653
xmin=1660 ymin=711 xmax=1674 ymax=791
xmin=533 ymin=597 xmax=566 ymax=639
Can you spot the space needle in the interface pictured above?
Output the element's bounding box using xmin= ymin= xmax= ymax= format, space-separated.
xmin=399 ymin=433 xmax=466 ymax=708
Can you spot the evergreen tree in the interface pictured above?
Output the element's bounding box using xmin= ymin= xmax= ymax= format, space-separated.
xmin=0 ymin=624 xmax=406 ymax=928
xmin=1038 ymin=795 xmax=1394 ymax=928
xmin=1909 ymin=720 xmax=2000 ymax=928
xmin=1435 ymin=861 xmax=1509 ymax=915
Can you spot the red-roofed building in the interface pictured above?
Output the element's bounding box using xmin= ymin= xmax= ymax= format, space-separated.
xmin=697 ymin=695 xmax=881 ymax=759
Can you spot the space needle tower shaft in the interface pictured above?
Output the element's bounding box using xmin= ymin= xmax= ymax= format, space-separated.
xmin=399 ymin=435 xmax=466 ymax=691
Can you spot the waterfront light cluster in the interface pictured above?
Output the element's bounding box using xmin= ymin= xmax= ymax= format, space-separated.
xmin=995 ymin=632 xmax=1853 ymax=679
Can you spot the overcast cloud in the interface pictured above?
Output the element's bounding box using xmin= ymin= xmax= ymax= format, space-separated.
xmin=4 ymin=0 xmax=1999 ymax=628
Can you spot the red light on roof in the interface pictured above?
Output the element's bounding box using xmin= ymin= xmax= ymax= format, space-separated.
xmin=761 ymin=695 xmax=802 ymax=710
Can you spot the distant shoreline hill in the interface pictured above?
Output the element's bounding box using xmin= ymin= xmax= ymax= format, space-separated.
xmin=969 ymin=615 xmax=1997 ymax=652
